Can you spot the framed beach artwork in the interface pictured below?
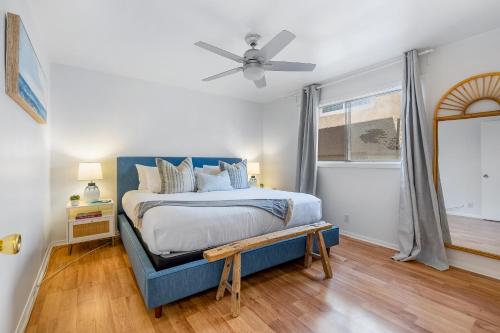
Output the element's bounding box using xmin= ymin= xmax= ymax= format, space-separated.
xmin=5 ymin=13 xmax=48 ymax=124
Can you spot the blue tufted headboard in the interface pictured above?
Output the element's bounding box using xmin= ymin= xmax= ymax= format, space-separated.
xmin=116 ymin=156 xmax=242 ymax=213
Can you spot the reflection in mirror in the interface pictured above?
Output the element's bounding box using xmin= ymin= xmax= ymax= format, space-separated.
xmin=439 ymin=115 xmax=500 ymax=256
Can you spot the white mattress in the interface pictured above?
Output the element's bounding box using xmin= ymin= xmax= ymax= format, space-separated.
xmin=122 ymin=188 xmax=322 ymax=255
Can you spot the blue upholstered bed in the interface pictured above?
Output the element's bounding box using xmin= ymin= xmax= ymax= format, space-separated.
xmin=117 ymin=156 xmax=339 ymax=315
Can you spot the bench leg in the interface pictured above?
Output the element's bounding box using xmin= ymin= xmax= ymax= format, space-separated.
xmin=304 ymin=233 xmax=313 ymax=268
xmin=154 ymin=306 xmax=163 ymax=318
xmin=315 ymin=231 xmax=333 ymax=279
xmin=231 ymin=252 xmax=241 ymax=318
xmin=216 ymin=256 xmax=233 ymax=300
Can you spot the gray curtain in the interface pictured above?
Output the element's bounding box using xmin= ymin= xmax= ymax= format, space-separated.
xmin=296 ymin=84 xmax=320 ymax=194
xmin=393 ymin=50 xmax=451 ymax=270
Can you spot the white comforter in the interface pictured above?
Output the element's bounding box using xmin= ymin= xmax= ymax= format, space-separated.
xmin=122 ymin=188 xmax=322 ymax=255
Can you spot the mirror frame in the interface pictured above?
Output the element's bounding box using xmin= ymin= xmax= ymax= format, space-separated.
xmin=433 ymin=72 xmax=500 ymax=260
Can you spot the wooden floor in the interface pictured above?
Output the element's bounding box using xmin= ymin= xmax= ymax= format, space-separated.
xmin=26 ymin=236 xmax=500 ymax=333
xmin=448 ymin=214 xmax=500 ymax=256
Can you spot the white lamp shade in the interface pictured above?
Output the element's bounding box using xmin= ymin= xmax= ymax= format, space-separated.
xmin=78 ymin=162 xmax=103 ymax=181
xmin=247 ymin=162 xmax=261 ymax=176
xmin=243 ymin=64 xmax=265 ymax=81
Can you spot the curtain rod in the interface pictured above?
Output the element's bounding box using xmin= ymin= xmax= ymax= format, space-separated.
xmin=307 ymin=48 xmax=434 ymax=91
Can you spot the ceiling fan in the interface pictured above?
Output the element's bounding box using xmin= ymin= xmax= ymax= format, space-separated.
xmin=195 ymin=30 xmax=316 ymax=88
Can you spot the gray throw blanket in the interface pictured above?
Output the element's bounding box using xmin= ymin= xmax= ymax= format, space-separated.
xmin=136 ymin=199 xmax=294 ymax=228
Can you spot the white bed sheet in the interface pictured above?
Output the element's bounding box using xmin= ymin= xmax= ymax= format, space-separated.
xmin=122 ymin=188 xmax=322 ymax=255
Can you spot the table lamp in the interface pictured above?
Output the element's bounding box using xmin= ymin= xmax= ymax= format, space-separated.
xmin=247 ymin=162 xmax=260 ymax=187
xmin=78 ymin=162 xmax=103 ymax=203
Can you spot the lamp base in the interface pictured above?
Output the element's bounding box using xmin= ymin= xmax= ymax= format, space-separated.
xmin=248 ymin=176 xmax=257 ymax=187
xmin=83 ymin=182 xmax=100 ymax=203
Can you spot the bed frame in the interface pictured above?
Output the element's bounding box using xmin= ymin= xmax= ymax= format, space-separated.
xmin=116 ymin=156 xmax=340 ymax=317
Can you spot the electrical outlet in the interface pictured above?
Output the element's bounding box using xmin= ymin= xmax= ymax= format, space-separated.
xmin=343 ymin=214 xmax=350 ymax=223
xmin=467 ymin=202 xmax=474 ymax=208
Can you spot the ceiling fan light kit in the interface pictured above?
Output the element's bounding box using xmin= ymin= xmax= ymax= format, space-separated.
xmin=243 ymin=63 xmax=265 ymax=81
xmin=195 ymin=30 xmax=316 ymax=88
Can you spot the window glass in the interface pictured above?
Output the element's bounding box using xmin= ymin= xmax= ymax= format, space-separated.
xmin=319 ymin=103 xmax=346 ymax=161
xmin=350 ymin=91 xmax=401 ymax=161
xmin=318 ymin=89 xmax=401 ymax=162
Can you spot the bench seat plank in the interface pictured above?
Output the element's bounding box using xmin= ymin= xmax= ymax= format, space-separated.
xmin=204 ymin=221 xmax=333 ymax=262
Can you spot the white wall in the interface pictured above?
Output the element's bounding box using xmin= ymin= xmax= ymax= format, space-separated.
xmin=0 ymin=2 xmax=51 ymax=333
xmin=320 ymin=62 xmax=402 ymax=105
xmin=262 ymin=95 xmax=301 ymax=191
xmin=317 ymin=165 xmax=401 ymax=248
xmin=262 ymin=27 xmax=500 ymax=278
xmin=49 ymin=64 xmax=263 ymax=241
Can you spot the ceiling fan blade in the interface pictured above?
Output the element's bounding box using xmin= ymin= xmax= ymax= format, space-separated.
xmin=264 ymin=61 xmax=316 ymax=72
xmin=202 ymin=67 xmax=243 ymax=81
xmin=254 ymin=75 xmax=266 ymax=88
xmin=258 ymin=30 xmax=296 ymax=61
xmin=195 ymin=41 xmax=244 ymax=63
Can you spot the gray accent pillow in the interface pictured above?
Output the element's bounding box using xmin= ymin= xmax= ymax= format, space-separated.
xmin=156 ymin=157 xmax=196 ymax=193
xmin=196 ymin=170 xmax=233 ymax=193
xmin=219 ymin=160 xmax=249 ymax=189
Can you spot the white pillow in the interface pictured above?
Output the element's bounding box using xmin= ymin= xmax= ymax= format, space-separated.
xmin=135 ymin=164 xmax=161 ymax=193
xmin=202 ymin=165 xmax=221 ymax=175
xmin=136 ymin=164 xmax=149 ymax=190
xmin=146 ymin=167 xmax=161 ymax=193
xmin=196 ymin=170 xmax=233 ymax=192
xmin=194 ymin=166 xmax=220 ymax=190
xmin=194 ymin=165 xmax=220 ymax=176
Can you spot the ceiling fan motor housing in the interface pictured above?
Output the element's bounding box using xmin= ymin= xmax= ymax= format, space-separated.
xmin=243 ymin=49 xmax=263 ymax=62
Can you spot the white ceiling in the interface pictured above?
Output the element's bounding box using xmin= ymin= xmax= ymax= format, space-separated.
xmin=29 ymin=0 xmax=500 ymax=104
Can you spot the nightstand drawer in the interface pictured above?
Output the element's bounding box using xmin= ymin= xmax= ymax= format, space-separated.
xmin=73 ymin=220 xmax=110 ymax=238
xmin=66 ymin=199 xmax=116 ymax=252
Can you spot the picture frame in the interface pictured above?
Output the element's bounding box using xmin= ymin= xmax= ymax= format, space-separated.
xmin=5 ymin=12 xmax=48 ymax=124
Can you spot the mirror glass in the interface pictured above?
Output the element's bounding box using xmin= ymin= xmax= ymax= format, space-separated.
xmin=439 ymin=115 xmax=500 ymax=256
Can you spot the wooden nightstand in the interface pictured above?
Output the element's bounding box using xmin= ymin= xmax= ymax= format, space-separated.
xmin=66 ymin=199 xmax=116 ymax=254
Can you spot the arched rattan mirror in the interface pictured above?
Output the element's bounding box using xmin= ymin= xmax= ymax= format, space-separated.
xmin=433 ymin=72 xmax=500 ymax=259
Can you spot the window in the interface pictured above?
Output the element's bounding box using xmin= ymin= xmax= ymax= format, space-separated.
xmin=318 ymin=89 xmax=402 ymax=162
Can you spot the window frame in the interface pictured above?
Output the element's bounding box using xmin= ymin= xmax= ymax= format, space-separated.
xmin=317 ymin=86 xmax=402 ymax=166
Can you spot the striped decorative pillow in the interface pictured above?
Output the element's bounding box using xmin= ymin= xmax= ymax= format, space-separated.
xmin=156 ymin=157 xmax=196 ymax=193
xmin=219 ymin=160 xmax=249 ymax=189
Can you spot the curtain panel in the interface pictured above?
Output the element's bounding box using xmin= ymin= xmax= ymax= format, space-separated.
xmin=296 ymin=84 xmax=320 ymax=195
xmin=393 ymin=50 xmax=450 ymax=270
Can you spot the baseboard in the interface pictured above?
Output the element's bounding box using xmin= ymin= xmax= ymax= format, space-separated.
xmin=15 ymin=239 xmax=67 ymax=333
xmin=339 ymin=230 xmax=399 ymax=250
xmin=446 ymin=211 xmax=483 ymax=220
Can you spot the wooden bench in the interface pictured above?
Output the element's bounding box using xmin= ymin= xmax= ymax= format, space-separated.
xmin=203 ymin=221 xmax=333 ymax=318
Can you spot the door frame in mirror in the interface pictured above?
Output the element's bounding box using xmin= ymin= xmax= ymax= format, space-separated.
xmin=433 ymin=72 xmax=500 ymax=260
